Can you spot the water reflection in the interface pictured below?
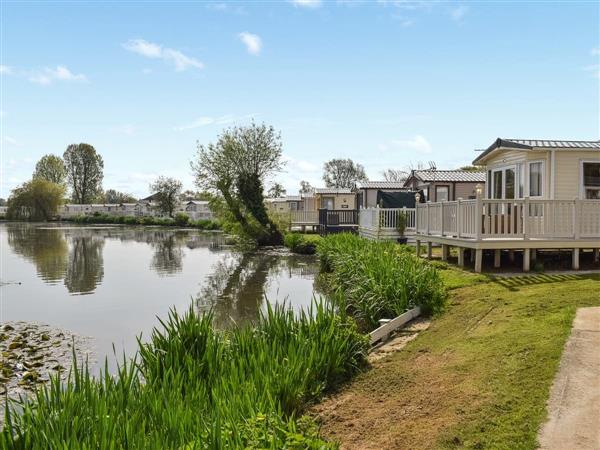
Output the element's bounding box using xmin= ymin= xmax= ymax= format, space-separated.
xmin=6 ymin=226 xmax=69 ymax=283
xmin=197 ymin=251 xmax=320 ymax=328
xmin=63 ymin=234 xmax=105 ymax=295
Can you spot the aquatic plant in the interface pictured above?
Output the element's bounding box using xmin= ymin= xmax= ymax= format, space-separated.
xmin=1 ymin=302 xmax=367 ymax=448
xmin=65 ymin=213 xmax=220 ymax=230
xmin=317 ymin=233 xmax=446 ymax=330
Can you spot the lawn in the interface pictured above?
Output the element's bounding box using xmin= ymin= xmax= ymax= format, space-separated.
xmin=313 ymin=270 xmax=600 ymax=449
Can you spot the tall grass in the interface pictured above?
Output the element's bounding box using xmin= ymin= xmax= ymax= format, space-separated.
xmin=318 ymin=233 xmax=446 ymax=330
xmin=1 ymin=302 xmax=367 ymax=449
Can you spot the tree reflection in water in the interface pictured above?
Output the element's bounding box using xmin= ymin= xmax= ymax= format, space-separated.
xmin=6 ymin=224 xmax=69 ymax=283
xmin=196 ymin=251 xmax=320 ymax=328
xmin=63 ymin=231 xmax=105 ymax=295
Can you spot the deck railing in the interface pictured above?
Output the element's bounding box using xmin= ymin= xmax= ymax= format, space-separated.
xmin=416 ymin=198 xmax=600 ymax=240
xmin=359 ymin=207 xmax=416 ymax=231
xmin=289 ymin=210 xmax=319 ymax=224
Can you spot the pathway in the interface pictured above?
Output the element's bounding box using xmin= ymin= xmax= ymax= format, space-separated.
xmin=538 ymin=307 xmax=600 ymax=450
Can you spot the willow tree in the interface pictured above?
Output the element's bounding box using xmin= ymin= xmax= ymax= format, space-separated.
xmin=7 ymin=179 xmax=66 ymax=221
xmin=191 ymin=122 xmax=284 ymax=245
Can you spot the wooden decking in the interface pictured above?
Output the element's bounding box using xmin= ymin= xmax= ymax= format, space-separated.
xmin=414 ymin=198 xmax=600 ymax=272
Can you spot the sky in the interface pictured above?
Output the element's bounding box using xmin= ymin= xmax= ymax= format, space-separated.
xmin=1 ymin=0 xmax=599 ymax=199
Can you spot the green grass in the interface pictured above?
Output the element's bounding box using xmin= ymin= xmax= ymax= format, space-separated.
xmin=1 ymin=302 xmax=368 ymax=449
xmin=317 ymin=233 xmax=447 ymax=331
xmin=316 ymin=270 xmax=600 ymax=449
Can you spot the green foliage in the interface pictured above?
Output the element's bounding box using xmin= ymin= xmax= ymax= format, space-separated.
xmin=191 ymin=122 xmax=285 ymax=245
xmin=1 ymin=302 xmax=367 ymax=448
xmin=267 ymin=182 xmax=286 ymax=198
xmin=149 ymin=176 xmax=183 ymax=218
xmin=322 ymin=158 xmax=368 ymax=188
xmin=64 ymin=213 xmax=220 ymax=230
xmin=174 ymin=212 xmax=190 ymax=226
xmin=33 ymin=154 xmax=66 ymax=185
xmin=63 ymin=143 xmax=104 ymax=204
xmin=284 ymin=233 xmax=317 ymax=255
xmin=318 ymin=233 xmax=446 ymax=330
xmin=103 ymin=189 xmax=137 ymax=204
xmin=395 ymin=211 xmax=407 ymax=236
xmin=6 ymin=179 xmax=66 ymax=221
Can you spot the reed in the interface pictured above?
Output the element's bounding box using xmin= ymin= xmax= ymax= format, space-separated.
xmin=317 ymin=233 xmax=446 ymax=330
xmin=1 ymin=302 xmax=367 ymax=449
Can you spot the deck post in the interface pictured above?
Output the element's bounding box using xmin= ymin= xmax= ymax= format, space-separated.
xmin=426 ymin=203 xmax=430 ymax=235
xmin=427 ymin=241 xmax=432 ymax=259
xmin=416 ymin=239 xmax=421 ymax=257
xmin=574 ymin=199 xmax=581 ymax=240
xmin=494 ymin=249 xmax=501 ymax=268
xmin=441 ymin=244 xmax=449 ymax=261
xmin=440 ymin=201 xmax=445 ymax=236
xmin=457 ymin=198 xmax=462 ymax=238
xmin=572 ymin=248 xmax=580 ymax=270
xmin=594 ymin=248 xmax=599 ymax=263
xmin=523 ymin=248 xmax=531 ymax=272
xmin=458 ymin=248 xmax=466 ymax=267
xmin=474 ymin=249 xmax=483 ymax=273
xmin=475 ymin=194 xmax=483 ymax=241
xmin=523 ymin=197 xmax=529 ymax=240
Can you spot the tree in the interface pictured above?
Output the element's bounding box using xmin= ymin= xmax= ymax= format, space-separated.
xmin=381 ymin=169 xmax=408 ymax=183
xmin=322 ymin=158 xmax=368 ymax=188
xmin=104 ymin=189 xmax=137 ymax=204
xmin=149 ymin=176 xmax=183 ymax=218
xmin=459 ymin=165 xmax=482 ymax=172
xmin=63 ymin=143 xmax=104 ymax=204
xmin=267 ymin=183 xmax=286 ymax=198
xmin=6 ymin=179 xmax=66 ymax=221
xmin=299 ymin=180 xmax=314 ymax=195
xmin=33 ymin=154 xmax=67 ymax=185
xmin=191 ymin=122 xmax=285 ymax=245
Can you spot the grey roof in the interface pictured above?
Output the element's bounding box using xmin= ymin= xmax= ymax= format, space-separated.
xmin=356 ymin=181 xmax=409 ymax=189
xmin=186 ymin=200 xmax=209 ymax=205
xmin=410 ymin=170 xmax=486 ymax=183
xmin=473 ymin=138 xmax=600 ymax=164
xmin=266 ymin=195 xmax=302 ymax=202
xmin=315 ymin=188 xmax=354 ymax=194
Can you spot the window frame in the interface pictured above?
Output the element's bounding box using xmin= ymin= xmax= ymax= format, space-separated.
xmin=435 ymin=185 xmax=450 ymax=202
xmin=527 ymin=160 xmax=545 ymax=199
xmin=580 ymin=160 xmax=600 ymax=200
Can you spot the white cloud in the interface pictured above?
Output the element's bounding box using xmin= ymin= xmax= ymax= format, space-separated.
xmin=0 ymin=65 xmax=13 ymax=75
xmin=591 ymin=47 xmax=600 ymax=56
xmin=123 ymin=39 xmax=204 ymax=71
xmin=238 ymin=32 xmax=262 ymax=55
xmin=450 ymin=4 xmax=468 ymax=21
xmin=111 ymin=124 xmax=137 ymax=136
xmin=174 ymin=114 xmax=254 ymax=131
xmin=583 ymin=64 xmax=600 ymax=78
xmin=29 ymin=65 xmax=88 ymax=85
xmin=380 ymin=135 xmax=432 ymax=154
xmin=291 ymin=0 xmax=322 ymax=8
xmin=2 ymin=136 xmax=20 ymax=146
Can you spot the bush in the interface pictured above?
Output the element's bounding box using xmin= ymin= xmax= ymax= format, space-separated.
xmin=1 ymin=302 xmax=367 ymax=448
xmin=317 ymin=233 xmax=446 ymax=331
xmin=174 ymin=212 xmax=190 ymax=226
xmin=284 ymin=232 xmax=317 ymax=255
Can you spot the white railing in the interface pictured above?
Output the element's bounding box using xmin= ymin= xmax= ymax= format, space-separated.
xmin=289 ymin=210 xmax=319 ymax=224
xmin=359 ymin=207 xmax=416 ymax=231
xmin=416 ymin=198 xmax=600 ymax=241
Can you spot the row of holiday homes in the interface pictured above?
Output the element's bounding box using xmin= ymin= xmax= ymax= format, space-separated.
xmin=266 ymin=169 xmax=486 ymax=213
xmin=58 ymin=198 xmax=214 ymax=221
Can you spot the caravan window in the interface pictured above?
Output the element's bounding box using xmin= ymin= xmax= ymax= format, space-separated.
xmin=583 ymin=162 xmax=600 ymax=199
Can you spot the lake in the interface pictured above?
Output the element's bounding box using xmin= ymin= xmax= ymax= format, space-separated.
xmin=0 ymin=222 xmax=321 ymax=371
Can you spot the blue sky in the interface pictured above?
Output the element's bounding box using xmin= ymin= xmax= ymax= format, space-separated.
xmin=1 ymin=0 xmax=599 ymax=198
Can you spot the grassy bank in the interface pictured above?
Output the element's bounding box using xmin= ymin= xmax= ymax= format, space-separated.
xmin=2 ymin=303 xmax=367 ymax=448
xmin=63 ymin=212 xmax=221 ymax=230
xmin=314 ymin=271 xmax=600 ymax=449
xmin=317 ymin=233 xmax=446 ymax=331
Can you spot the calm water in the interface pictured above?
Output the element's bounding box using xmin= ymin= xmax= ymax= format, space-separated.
xmin=0 ymin=222 xmax=320 ymax=369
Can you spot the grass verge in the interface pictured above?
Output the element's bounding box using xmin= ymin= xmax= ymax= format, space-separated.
xmin=314 ymin=271 xmax=600 ymax=449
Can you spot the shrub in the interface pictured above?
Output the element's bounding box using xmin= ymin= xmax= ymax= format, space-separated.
xmin=174 ymin=212 xmax=190 ymax=226
xmin=317 ymin=233 xmax=446 ymax=331
xmin=284 ymin=232 xmax=317 ymax=255
xmin=1 ymin=302 xmax=367 ymax=448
